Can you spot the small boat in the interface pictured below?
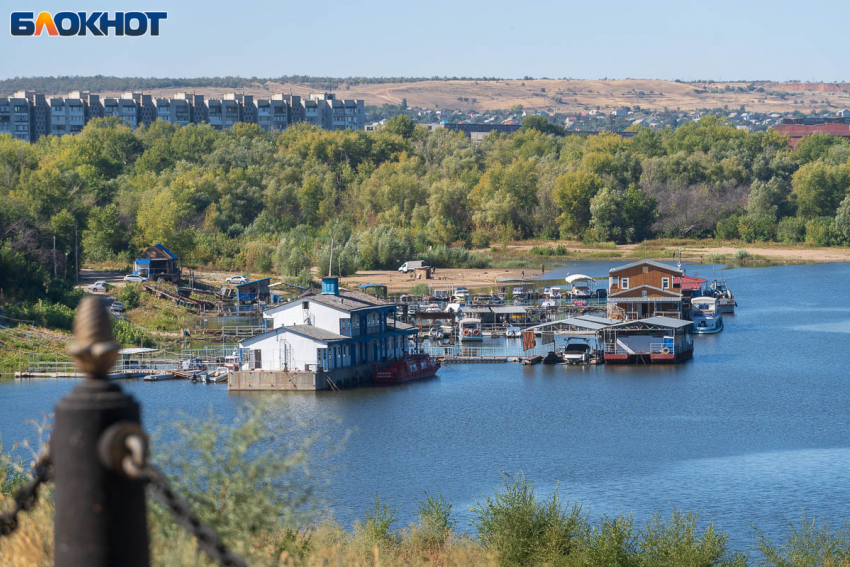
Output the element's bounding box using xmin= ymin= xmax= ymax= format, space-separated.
xmin=205 ymin=367 xmax=230 ymax=383
xmin=709 ymin=280 xmax=737 ymax=313
xmin=373 ymin=354 xmax=440 ymax=384
xmin=691 ymin=297 xmax=723 ymax=334
xmin=433 ymin=290 xmax=450 ymax=301
xmin=560 ymin=338 xmax=592 ymax=364
xmin=428 ymin=327 xmax=444 ymax=340
xmin=565 ymin=274 xmax=594 ymax=299
xmin=425 ymin=303 xmax=441 ymax=313
xmin=547 ymin=287 xmax=562 ymax=299
xmin=505 ymin=326 xmax=522 ymax=339
xmin=458 ymin=317 xmax=483 ymax=342
xmin=453 ymin=287 xmax=470 ymax=302
xmin=143 ymin=372 xmax=174 ymax=381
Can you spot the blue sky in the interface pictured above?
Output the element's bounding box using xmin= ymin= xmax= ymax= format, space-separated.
xmin=1 ymin=0 xmax=846 ymax=81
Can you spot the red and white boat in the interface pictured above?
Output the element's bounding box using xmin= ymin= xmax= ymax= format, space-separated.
xmin=373 ymin=354 xmax=440 ymax=384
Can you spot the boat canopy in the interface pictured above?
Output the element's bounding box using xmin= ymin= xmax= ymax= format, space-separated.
xmin=565 ymin=274 xmax=594 ymax=284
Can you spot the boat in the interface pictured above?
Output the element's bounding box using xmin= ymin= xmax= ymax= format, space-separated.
xmin=204 ymin=367 xmax=230 ymax=383
xmin=505 ymin=326 xmax=522 ymax=339
xmin=547 ymin=286 xmax=562 ymax=299
xmin=560 ymin=338 xmax=592 ymax=364
xmin=691 ymin=297 xmax=724 ymax=334
xmin=453 ymin=287 xmax=470 ymax=302
xmin=433 ymin=289 xmax=450 ymax=301
xmin=373 ymin=354 xmax=440 ymax=384
xmin=143 ymin=372 xmax=175 ymax=381
xmin=565 ymin=274 xmax=594 ymax=299
xmin=458 ymin=317 xmax=483 ymax=342
xmin=709 ymin=280 xmax=737 ymax=314
xmin=428 ymin=327 xmax=444 ymax=340
xmin=425 ymin=303 xmax=441 ymax=313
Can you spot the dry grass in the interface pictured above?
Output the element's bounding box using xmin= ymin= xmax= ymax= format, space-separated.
xmin=88 ymin=79 xmax=850 ymax=114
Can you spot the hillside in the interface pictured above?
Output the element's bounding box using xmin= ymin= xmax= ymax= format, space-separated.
xmin=32 ymin=78 xmax=850 ymax=114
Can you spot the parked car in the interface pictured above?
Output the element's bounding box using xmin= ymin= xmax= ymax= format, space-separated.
xmin=123 ymin=274 xmax=148 ymax=283
xmin=226 ymin=274 xmax=249 ymax=285
xmin=110 ymin=301 xmax=125 ymax=313
xmin=87 ymin=280 xmax=109 ymax=292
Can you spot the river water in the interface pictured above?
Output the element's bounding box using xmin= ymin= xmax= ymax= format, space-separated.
xmin=2 ymin=261 xmax=850 ymax=549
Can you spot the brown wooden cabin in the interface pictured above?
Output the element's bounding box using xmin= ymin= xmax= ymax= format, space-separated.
xmin=607 ymin=259 xmax=684 ymax=321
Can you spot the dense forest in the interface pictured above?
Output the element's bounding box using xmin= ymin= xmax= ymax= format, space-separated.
xmin=2 ymin=115 xmax=850 ymax=308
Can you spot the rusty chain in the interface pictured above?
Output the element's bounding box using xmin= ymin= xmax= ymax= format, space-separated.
xmin=0 ymin=450 xmax=52 ymax=537
xmin=122 ymin=435 xmax=248 ymax=567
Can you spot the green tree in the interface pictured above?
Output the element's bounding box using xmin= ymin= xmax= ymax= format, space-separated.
xmin=82 ymin=204 xmax=125 ymax=262
xmin=834 ymin=195 xmax=850 ymax=242
xmin=553 ymin=169 xmax=603 ymax=237
xmin=791 ymin=161 xmax=850 ymax=219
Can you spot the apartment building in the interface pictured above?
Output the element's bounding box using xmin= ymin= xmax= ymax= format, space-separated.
xmin=0 ymin=90 xmax=365 ymax=141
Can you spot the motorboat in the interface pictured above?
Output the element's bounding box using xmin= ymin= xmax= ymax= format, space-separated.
xmin=505 ymin=326 xmax=522 ymax=339
xmin=547 ymin=287 xmax=562 ymax=299
xmin=143 ymin=372 xmax=174 ymax=381
xmin=425 ymin=303 xmax=441 ymax=313
xmin=373 ymin=354 xmax=440 ymax=384
xmin=433 ymin=290 xmax=450 ymax=301
xmin=691 ymin=296 xmax=723 ymax=334
xmin=560 ymin=338 xmax=592 ymax=364
xmin=453 ymin=287 xmax=470 ymax=302
xmin=565 ymin=274 xmax=594 ymax=299
xmin=204 ymin=367 xmax=230 ymax=383
xmin=709 ymin=280 xmax=737 ymax=314
xmin=458 ymin=317 xmax=483 ymax=341
xmin=428 ymin=327 xmax=445 ymax=341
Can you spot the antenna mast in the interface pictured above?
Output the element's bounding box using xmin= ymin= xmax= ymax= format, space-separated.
xmin=328 ymin=238 xmax=334 ymax=277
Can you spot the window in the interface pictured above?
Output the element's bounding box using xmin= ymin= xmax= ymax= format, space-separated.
xmin=302 ymin=301 xmax=309 ymax=310
xmin=661 ymin=277 xmax=670 ymax=290
xmin=642 ymin=266 xmax=648 ymax=273
xmin=642 ymin=289 xmax=648 ymax=297
xmin=621 ymin=278 xmax=629 ymax=290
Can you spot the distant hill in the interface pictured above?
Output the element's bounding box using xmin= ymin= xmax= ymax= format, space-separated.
xmin=4 ymin=76 xmax=850 ymax=114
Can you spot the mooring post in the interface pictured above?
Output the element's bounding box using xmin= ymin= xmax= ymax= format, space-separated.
xmin=53 ymin=296 xmax=150 ymax=566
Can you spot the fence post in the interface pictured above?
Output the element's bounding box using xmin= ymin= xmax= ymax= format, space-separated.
xmin=53 ymin=296 xmax=150 ymax=566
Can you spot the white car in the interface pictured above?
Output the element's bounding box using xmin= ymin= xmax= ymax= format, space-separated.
xmin=110 ymin=301 xmax=125 ymax=313
xmin=88 ymin=281 xmax=109 ymax=292
xmin=226 ymin=275 xmax=249 ymax=285
xmin=123 ymin=274 xmax=148 ymax=283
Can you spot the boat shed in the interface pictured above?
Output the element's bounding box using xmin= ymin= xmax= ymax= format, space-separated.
xmin=235 ymin=277 xmax=271 ymax=303
xmin=525 ymin=314 xmax=616 ymax=335
xmin=596 ymin=316 xmax=693 ymax=364
xmin=134 ymin=243 xmax=180 ymax=282
xmin=358 ymin=283 xmax=388 ymax=299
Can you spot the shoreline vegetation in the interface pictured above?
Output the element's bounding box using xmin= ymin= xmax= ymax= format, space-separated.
xmin=2 ymin=407 xmax=849 ymax=567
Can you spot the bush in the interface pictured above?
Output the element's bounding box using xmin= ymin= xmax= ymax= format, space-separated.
xmin=530 ymin=245 xmax=555 ymax=256
xmin=776 ymin=217 xmax=807 ymax=243
xmin=409 ymin=283 xmax=429 ymax=296
xmin=470 ymin=473 xmax=586 ymax=566
xmin=354 ymin=494 xmax=399 ymax=556
xmin=412 ymin=493 xmax=456 ymax=551
xmin=471 ymin=230 xmax=491 ymax=249
xmin=737 ymin=215 xmax=775 ymax=242
xmin=733 ymin=249 xmax=751 ymax=261
xmin=113 ymin=318 xmax=154 ymax=347
xmin=8 ymin=299 xmax=76 ymax=330
xmin=805 ymin=217 xmax=839 ymax=246
xmin=116 ymin=283 xmax=142 ymax=310
xmin=716 ymin=215 xmax=741 ymax=240
xmin=422 ymin=246 xmax=490 ymax=269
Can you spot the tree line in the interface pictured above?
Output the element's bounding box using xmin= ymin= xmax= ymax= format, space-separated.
xmin=2 ymin=114 xmax=850 ymax=304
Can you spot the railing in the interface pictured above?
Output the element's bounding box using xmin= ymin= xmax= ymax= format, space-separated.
xmin=366 ymin=324 xmax=381 ymax=335
xmin=425 ymin=344 xmax=554 ymax=358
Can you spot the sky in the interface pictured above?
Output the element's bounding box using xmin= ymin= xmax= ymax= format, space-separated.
xmin=1 ymin=0 xmax=847 ymax=81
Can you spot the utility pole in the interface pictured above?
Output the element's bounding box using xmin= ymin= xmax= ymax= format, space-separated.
xmin=75 ymin=224 xmax=79 ymax=285
xmin=53 ymin=236 xmax=57 ymax=278
xmin=328 ymin=237 xmax=334 ymax=277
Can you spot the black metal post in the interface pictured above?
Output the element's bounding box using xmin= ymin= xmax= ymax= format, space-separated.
xmin=53 ymin=297 xmax=150 ymax=567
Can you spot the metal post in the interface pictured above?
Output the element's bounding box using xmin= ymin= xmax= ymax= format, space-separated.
xmin=53 ymin=297 xmax=150 ymax=567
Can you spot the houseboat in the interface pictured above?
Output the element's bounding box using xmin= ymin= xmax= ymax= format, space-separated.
xmin=231 ymin=277 xmax=418 ymax=391
xmin=607 ymin=260 xmax=684 ymax=321
xmin=458 ymin=317 xmax=483 ymax=341
xmin=691 ymin=297 xmax=723 ymax=334
xmin=565 ymin=274 xmax=594 ymax=299
xmin=596 ymin=316 xmax=694 ymax=364
xmin=709 ymin=280 xmax=737 ymax=314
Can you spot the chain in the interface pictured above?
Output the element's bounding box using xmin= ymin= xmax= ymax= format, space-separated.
xmin=0 ymin=450 xmax=52 ymax=537
xmin=120 ymin=436 xmax=247 ymax=567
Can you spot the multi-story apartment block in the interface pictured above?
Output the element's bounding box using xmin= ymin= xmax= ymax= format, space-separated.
xmin=47 ymin=96 xmax=86 ymax=136
xmin=0 ymin=90 xmax=364 ymax=141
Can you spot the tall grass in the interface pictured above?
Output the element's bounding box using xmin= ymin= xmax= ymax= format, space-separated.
xmin=6 ymin=415 xmax=850 ymax=566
